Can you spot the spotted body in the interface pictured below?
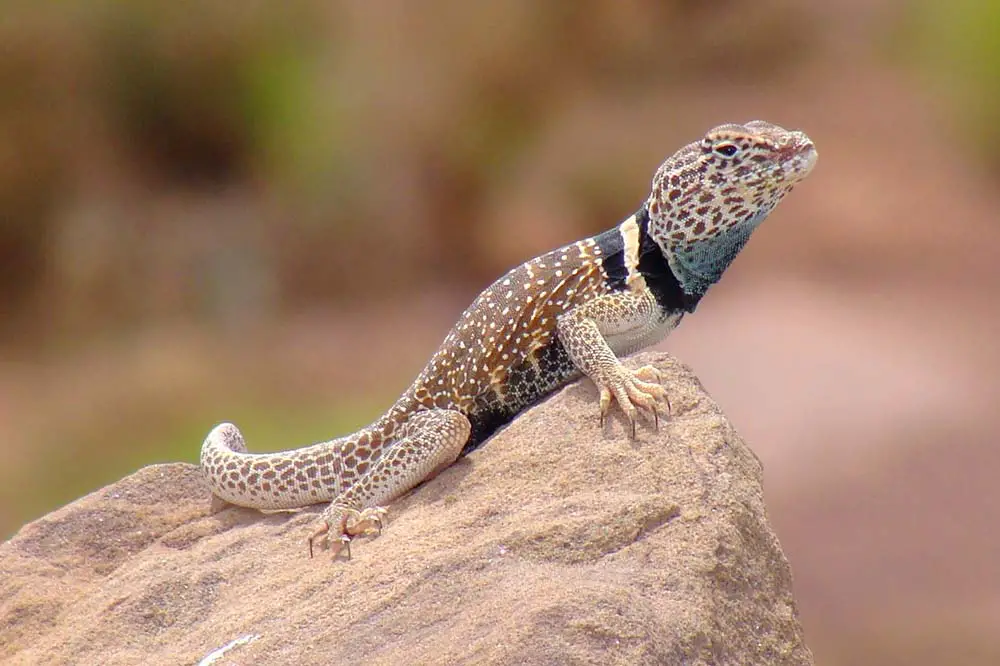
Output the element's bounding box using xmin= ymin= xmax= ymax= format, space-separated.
xmin=200 ymin=120 xmax=817 ymax=557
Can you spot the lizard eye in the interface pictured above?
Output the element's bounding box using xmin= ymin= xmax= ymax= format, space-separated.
xmin=713 ymin=142 xmax=740 ymax=158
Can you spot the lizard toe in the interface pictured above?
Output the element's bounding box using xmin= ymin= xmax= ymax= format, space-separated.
xmin=349 ymin=506 xmax=389 ymax=536
xmin=309 ymin=504 xmax=378 ymax=560
xmin=596 ymin=364 xmax=671 ymax=437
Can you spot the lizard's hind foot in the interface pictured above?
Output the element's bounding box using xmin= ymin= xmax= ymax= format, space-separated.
xmin=308 ymin=505 xmax=388 ymax=560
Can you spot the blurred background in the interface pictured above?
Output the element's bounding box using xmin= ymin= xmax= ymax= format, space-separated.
xmin=1 ymin=0 xmax=998 ymax=663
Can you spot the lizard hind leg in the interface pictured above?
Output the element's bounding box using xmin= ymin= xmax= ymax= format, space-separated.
xmin=309 ymin=408 xmax=471 ymax=559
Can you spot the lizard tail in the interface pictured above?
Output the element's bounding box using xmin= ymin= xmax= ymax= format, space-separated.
xmin=199 ymin=421 xmax=376 ymax=510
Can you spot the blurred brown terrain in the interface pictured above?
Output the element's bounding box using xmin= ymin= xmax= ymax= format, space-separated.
xmin=1 ymin=1 xmax=999 ymax=664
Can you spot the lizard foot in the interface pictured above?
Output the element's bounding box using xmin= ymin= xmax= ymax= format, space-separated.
xmin=308 ymin=505 xmax=388 ymax=560
xmin=598 ymin=364 xmax=671 ymax=439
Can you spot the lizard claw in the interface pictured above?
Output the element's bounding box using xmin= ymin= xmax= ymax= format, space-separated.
xmin=357 ymin=506 xmax=389 ymax=536
xmin=307 ymin=505 xmax=389 ymax=560
xmin=307 ymin=516 xmax=335 ymax=559
xmin=338 ymin=534 xmax=353 ymax=560
xmin=596 ymin=364 xmax=670 ymax=439
xmin=633 ymin=365 xmax=671 ymax=418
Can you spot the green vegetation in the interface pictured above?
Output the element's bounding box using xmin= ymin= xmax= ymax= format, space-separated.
xmin=3 ymin=396 xmax=384 ymax=539
xmin=902 ymin=0 xmax=1000 ymax=169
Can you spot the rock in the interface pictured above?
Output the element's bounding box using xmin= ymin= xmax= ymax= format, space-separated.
xmin=0 ymin=352 xmax=812 ymax=665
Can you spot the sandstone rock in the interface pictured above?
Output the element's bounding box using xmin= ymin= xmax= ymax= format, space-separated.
xmin=0 ymin=352 xmax=812 ymax=665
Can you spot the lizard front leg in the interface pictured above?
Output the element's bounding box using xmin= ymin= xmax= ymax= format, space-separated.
xmin=308 ymin=408 xmax=470 ymax=559
xmin=556 ymin=290 xmax=671 ymax=437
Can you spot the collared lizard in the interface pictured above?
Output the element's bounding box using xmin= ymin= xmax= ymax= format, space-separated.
xmin=200 ymin=120 xmax=818 ymax=558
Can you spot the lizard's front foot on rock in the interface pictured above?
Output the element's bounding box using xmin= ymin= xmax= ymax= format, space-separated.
xmin=308 ymin=505 xmax=388 ymax=560
xmin=598 ymin=364 xmax=671 ymax=438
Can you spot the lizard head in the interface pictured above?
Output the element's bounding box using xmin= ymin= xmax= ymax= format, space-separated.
xmin=647 ymin=120 xmax=817 ymax=298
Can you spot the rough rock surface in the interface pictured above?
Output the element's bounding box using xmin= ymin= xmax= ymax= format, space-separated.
xmin=0 ymin=352 xmax=812 ymax=666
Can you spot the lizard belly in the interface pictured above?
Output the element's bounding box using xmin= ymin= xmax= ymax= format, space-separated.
xmin=605 ymin=310 xmax=683 ymax=357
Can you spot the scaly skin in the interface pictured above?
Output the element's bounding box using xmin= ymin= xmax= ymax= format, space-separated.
xmin=200 ymin=120 xmax=818 ymax=558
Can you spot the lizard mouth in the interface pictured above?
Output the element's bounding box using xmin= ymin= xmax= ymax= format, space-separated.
xmin=782 ymin=134 xmax=818 ymax=176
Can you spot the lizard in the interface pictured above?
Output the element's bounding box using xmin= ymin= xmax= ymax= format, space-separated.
xmin=200 ymin=120 xmax=818 ymax=558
